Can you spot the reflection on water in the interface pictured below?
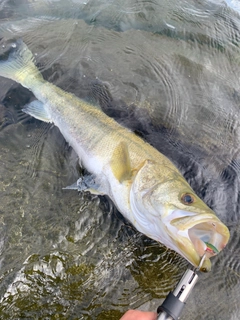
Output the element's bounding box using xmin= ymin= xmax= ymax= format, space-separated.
xmin=0 ymin=0 xmax=240 ymax=319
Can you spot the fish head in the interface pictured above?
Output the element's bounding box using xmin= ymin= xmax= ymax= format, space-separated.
xmin=130 ymin=160 xmax=230 ymax=272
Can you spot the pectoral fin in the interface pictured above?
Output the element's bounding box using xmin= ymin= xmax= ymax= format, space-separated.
xmin=110 ymin=142 xmax=132 ymax=182
xmin=22 ymin=100 xmax=52 ymax=123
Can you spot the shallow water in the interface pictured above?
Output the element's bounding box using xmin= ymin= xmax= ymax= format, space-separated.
xmin=0 ymin=1 xmax=240 ymax=319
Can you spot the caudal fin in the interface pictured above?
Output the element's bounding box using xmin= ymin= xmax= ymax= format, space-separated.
xmin=0 ymin=39 xmax=43 ymax=88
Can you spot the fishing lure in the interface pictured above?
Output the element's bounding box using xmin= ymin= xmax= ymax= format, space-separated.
xmin=205 ymin=242 xmax=219 ymax=254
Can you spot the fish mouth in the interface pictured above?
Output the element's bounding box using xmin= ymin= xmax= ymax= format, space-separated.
xmin=168 ymin=211 xmax=230 ymax=272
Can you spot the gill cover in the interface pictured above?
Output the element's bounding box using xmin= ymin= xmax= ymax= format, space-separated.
xmin=130 ymin=160 xmax=174 ymax=243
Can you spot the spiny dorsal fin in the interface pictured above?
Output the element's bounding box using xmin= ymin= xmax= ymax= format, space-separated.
xmin=110 ymin=141 xmax=132 ymax=183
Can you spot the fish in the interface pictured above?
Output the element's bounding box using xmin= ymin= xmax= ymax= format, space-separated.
xmin=0 ymin=39 xmax=230 ymax=271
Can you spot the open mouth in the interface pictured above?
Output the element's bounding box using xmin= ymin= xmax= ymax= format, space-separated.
xmin=188 ymin=221 xmax=227 ymax=259
xmin=170 ymin=213 xmax=230 ymax=270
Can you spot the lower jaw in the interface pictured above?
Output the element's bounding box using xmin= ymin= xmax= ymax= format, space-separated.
xmin=185 ymin=252 xmax=211 ymax=272
xmin=194 ymin=255 xmax=211 ymax=272
xmin=176 ymin=240 xmax=212 ymax=272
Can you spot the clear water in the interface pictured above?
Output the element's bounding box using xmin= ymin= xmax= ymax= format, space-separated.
xmin=0 ymin=1 xmax=240 ymax=319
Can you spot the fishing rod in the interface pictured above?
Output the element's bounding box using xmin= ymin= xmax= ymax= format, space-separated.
xmin=156 ymin=254 xmax=206 ymax=320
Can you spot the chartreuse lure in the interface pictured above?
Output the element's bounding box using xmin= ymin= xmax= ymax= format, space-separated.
xmin=205 ymin=242 xmax=219 ymax=254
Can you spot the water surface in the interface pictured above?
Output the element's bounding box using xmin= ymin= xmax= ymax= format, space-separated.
xmin=0 ymin=1 xmax=240 ymax=319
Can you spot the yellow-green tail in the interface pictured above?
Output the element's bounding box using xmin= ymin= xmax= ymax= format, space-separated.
xmin=0 ymin=39 xmax=43 ymax=88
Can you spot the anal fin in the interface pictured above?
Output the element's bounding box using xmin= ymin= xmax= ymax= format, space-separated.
xmin=22 ymin=100 xmax=52 ymax=123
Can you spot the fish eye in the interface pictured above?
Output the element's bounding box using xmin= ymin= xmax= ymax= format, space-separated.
xmin=181 ymin=193 xmax=195 ymax=205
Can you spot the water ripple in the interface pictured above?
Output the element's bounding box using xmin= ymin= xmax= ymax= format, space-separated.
xmin=0 ymin=1 xmax=240 ymax=319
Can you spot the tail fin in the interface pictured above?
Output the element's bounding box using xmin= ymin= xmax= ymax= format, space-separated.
xmin=0 ymin=39 xmax=43 ymax=88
